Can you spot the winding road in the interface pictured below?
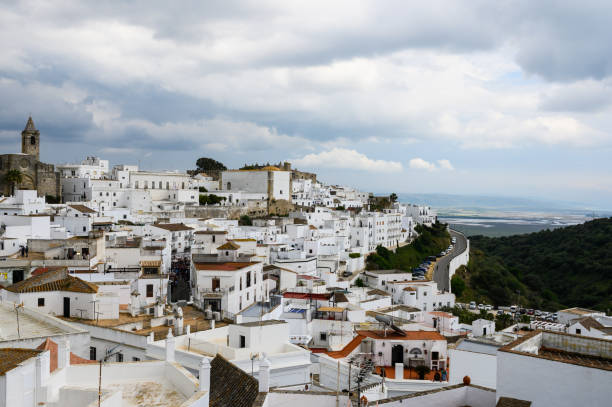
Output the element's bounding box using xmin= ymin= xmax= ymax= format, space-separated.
xmin=434 ymin=229 xmax=468 ymax=292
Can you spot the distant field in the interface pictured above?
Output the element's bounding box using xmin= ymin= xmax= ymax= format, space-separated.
xmin=443 ymin=220 xmax=567 ymax=237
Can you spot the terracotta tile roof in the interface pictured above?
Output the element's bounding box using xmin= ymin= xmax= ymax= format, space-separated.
xmin=324 ymin=335 xmax=365 ymax=359
xmin=0 ymin=348 xmax=41 ymax=375
xmin=217 ymin=241 xmax=241 ymax=250
xmin=194 ymin=230 xmax=228 ymax=234
xmin=496 ymin=397 xmax=532 ymax=407
xmin=194 ymin=262 xmax=257 ymax=271
xmin=68 ymin=204 xmax=97 ymax=214
xmin=152 ymin=223 xmax=193 ymax=232
xmin=210 ymin=354 xmax=259 ymax=407
xmin=367 ymin=289 xmax=390 ymax=296
xmin=429 ymin=311 xmax=453 ymax=318
xmin=357 ymin=330 xmax=446 ymax=341
xmin=3 ymin=269 xmax=98 ymax=294
xmin=573 ymin=316 xmax=606 ymax=331
xmin=140 ymin=260 xmax=162 ymax=267
xmin=333 ymin=292 xmax=349 ymax=303
xmin=32 ymin=266 xmax=67 ymax=276
xmin=36 ymin=338 xmax=96 ymax=372
xmin=283 ymin=292 xmax=331 ymax=300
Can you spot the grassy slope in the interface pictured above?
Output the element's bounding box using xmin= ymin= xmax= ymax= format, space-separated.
xmin=366 ymin=222 xmax=451 ymax=271
xmin=455 ymin=217 xmax=612 ymax=311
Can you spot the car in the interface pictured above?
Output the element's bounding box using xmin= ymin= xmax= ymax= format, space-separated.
xmin=498 ymin=310 xmax=505 ymax=316
xmin=510 ymin=305 xmax=517 ymax=313
xmin=534 ymin=310 xmax=542 ymax=316
xmin=485 ymin=305 xmax=493 ymax=311
xmin=527 ymin=309 xmax=534 ymax=315
xmin=469 ymin=301 xmax=476 ymax=310
xmin=426 ymin=256 xmax=437 ymax=261
xmin=478 ymin=304 xmax=485 ymax=310
xmin=342 ymin=271 xmax=352 ymax=277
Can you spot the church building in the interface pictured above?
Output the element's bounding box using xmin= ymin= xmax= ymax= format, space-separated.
xmin=0 ymin=117 xmax=61 ymax=199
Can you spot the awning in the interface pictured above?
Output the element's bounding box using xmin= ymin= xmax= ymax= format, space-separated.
xmin=318 ymin=306 xmax=344 ymax=313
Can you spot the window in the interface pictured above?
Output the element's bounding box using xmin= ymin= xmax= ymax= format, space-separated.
xmin=146 ymin=284 xmax=154 ymax=297
xmin=90 ymin=346 xmax=97 ymax=360
xmin=30 ymin=135 xmax=36 ymax=145
xmin=82 ymin=226 xmax=86 ymax=232
xmin=116 ymin=353 xmax=123 ymax=362
xmin=239 ymin=335 xmax=246 ymax=348
xmin=320 ymin=333 xmax=327 ymax=341
xmin=246 ymin=272 xmax=251 ymax=288
xmin=132 ymin=357 xmax=140 ymax=362
xmin=38 ymin=298 xmax=45 ymax=307
xmin=576 ymin=328 xmax=582 ymax=335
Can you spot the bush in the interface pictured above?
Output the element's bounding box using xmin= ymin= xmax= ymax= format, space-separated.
xmin=415 ymin=365 xmax=431 ymax=380
xmin=239 ymin=215 xmax=252 ymax=226
xmin=198 ymin=187 xmax=208 ymax=193
xmin=355 ymin=278 xmax=365 ymax=287
xmin=199 ymin=194 xmax=226 ymax=206
xmin=451 ymin=275 xmax=466 ymax=297
xmin=349 ymin=253 xmax=361 ymax=259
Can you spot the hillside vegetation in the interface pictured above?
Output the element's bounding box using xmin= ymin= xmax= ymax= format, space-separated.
xmin=454 ymin=217 xmax=612 ymax=311
xmin=367 ymin=222 xmax=450 ymax=271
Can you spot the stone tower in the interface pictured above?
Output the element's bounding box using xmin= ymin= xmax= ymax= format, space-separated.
xmin=21 ymin=116 xmax=40 ymax=160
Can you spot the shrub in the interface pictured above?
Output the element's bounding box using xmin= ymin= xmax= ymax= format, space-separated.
xmin=349 ymin=253 xmax=361 ymax=259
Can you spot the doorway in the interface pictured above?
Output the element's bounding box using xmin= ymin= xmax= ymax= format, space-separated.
xmin=12 ymin=269 xmax=24 ymax=284
xmin=63 ymin=297 xmax=70 ymax=318
xmin=392 ymin=344 xmax=404 ymax=365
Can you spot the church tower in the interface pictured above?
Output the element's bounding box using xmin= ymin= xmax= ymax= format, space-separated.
xmin=21 ymin=116 xmax=40 ymax=160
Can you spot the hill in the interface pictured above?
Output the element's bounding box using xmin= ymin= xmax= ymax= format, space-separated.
xmin=367 ymin=222 xmax=450 ymax=271
xmin=452 ymin=217 xmax=612 ymax=311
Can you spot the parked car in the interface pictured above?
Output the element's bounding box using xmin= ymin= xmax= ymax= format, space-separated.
xmin=478 ymin=304 xmax=485 ymax=310
xmin=527 ymin=309 xmax=534 ymax=315
xmin=469 ymin=301 xmax=476 ymax=310
xmin=485 ymin=305 xmax=493 ymax=311
xmin=498 ymin=310 xmax=505 ymax=316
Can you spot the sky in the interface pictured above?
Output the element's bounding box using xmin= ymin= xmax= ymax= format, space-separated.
xmin=1 ymin=1 xmax=611 ymax=209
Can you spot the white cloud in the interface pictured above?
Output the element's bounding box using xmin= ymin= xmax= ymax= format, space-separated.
xmin=409 ymin=158 xmax=436 ymax=171
xmin=437 ymin=159 xmax=454 ymax=170
xmin=409 ymin=158 xmax=454 ymax=171
xmin=293 ymin=148 xmax=402 ymax=172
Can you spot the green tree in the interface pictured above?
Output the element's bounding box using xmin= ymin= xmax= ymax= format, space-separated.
xmin=451 ymin=275 xmax=466 ymax=298
xmin=195 ymin=157 xmax=227 ymax=173
xmin=4 ymin=169 xmax=23 ymax=195
xmin=355 ymin=278 xmax=365 ymax=287
xmin=390 ymin=192 xmax=398 ymax=202
xmin=199 ymin=194 xmax=227 ymax=206
xmin=239 ymin=215 xmax=252 ymax=226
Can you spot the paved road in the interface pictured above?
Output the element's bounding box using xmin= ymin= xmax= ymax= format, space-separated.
xmin=434 ymin=229 xmax=468 ymax=292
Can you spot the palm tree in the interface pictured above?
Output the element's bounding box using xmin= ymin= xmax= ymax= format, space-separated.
xmin=4 ymin=169 xmax=23 ymax=195
xmin=390 ymin=192 xmax=398 ymax=203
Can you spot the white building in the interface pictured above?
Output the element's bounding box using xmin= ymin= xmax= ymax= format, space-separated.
xmin=221 ymin=167 xmax=292 ymax=201
xmin=497 ymin=330 xmax=612 ymax=407
xmin=557 ymin=307 xmax=606 ymax=325
xmin=57 ymin=156 xmax=109 ymax=179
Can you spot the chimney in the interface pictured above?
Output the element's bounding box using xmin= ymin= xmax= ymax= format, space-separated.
xmin=185 ymin=325 xmax=191 ymax=336
xmin=58 ymin=338 xmax=70 ymax=370
xmin=258 ymin=357 xmax=272 ymax=393
xmin=199 ymin=357 xmax=211 ymax=392
xmin=35 ymin=351 xmax=50 ymax=404
xmin=165 ymin=328 xmax=175 ymax=362
xmin=175 ymin=307 xmax=184 ymax=336
xmin=130 ymin=291 xmax=140 ymax=317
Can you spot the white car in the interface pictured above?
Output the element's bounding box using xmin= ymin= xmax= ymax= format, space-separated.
xmin=485 ymin=305 xmax=493 ymax=311
xmin=478 ymin=304 xmax=485 ymax=310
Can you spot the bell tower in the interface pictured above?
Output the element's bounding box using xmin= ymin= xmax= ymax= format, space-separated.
xmin=21 ymin=116 xmax=40 ymax=160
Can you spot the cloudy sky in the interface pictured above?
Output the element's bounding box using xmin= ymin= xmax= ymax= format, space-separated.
xmin=1 ymin=1 xmax=611 ymax=208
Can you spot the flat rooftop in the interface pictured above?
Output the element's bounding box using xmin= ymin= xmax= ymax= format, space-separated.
xmin=500 ymin=330 xmax=612 ymax=371
xmin=0 ymin=304 xmax=81 ymax=341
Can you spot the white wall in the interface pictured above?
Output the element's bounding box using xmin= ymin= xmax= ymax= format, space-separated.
xmin=497 ymin=350 xmax=611 ymax=407
xmin=449 ymin=348 xmax=497 ymax=389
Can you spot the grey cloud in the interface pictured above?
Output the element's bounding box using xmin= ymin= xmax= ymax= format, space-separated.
xmin=539 ymin=81 xmax=612 ymax=112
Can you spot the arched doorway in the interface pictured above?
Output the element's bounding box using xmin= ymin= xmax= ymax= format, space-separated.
xmin=391 ymin=344 xmax=404 ymax=365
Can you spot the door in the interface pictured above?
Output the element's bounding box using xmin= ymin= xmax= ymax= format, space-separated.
xmin=12 ymin=269 xmax=24 ymax=284
xmin=212 ymin=277 xmax=220 ymax=291
xmin=63 ymin=297 xmax=70 ymax=318
xmin=392 ymin=344 xmax=404 ymax=365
